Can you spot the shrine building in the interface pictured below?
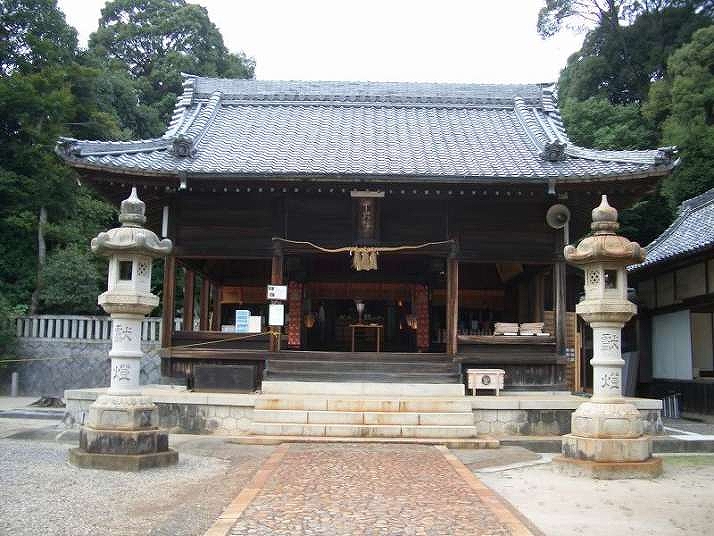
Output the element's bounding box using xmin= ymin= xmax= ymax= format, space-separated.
xmin=57 ymin=75 xmax=676 ymax=395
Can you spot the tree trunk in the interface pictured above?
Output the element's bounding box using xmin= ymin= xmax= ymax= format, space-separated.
xmin=30 ymin=206 xmax=47 ymax=315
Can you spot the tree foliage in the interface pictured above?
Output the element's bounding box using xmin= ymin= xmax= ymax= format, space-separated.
xmin=647 ymin=25 xmax=714 ymax=206
xmin=0 ymin=0 xmax=77 ymax=74
xmin=89 ymin=0 xmax=255 ymax=136
xmin=541 ymin=1 xmax=714 ymax=244
xmin=0 ymin=0 xmax=250 ymax=316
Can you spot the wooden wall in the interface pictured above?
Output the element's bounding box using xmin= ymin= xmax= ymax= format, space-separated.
xmin=171 ymin=192 xmax=560 ymax=264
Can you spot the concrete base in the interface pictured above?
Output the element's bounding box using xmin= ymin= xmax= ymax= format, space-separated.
xmin=69 ymin=447 xmax=178 ymax=471
xmin=561 ymin=433 xmax=652 ymax=462
xmin=553 ymin=455 xmax=663 ymax=479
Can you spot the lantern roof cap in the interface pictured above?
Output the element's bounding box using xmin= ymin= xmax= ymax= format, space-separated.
xmin=564 ymin=195 xmax=645 ymax=266
xmin=91 ymin=188 xmax=172 ymax=258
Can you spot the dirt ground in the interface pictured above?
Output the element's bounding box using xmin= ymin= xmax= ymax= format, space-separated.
xmin=475 ymin=453 xmax=714 ymax=536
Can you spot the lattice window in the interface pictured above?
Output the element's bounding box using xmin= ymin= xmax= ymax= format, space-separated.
xmin=136 ymin=262 xmax=149 ymax=278
xmin=586 ymin=269 xmax=601 ymax=288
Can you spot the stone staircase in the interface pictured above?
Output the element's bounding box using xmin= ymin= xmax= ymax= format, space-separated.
xmin=250 ymin=380 xmax=479 ymax=439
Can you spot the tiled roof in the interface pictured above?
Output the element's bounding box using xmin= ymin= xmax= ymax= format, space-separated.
xmin=56 ymin=75 xmax=677 ymax=181
xmin=630 ymin=188 xmax=714 ymax=271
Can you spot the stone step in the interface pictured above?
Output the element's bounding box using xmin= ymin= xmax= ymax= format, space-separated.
xmin=250 ymin=422 xmax=478 ymax=438
xmin=260 ymin=381 xmax=465 ymax=397
xmin=252 ymin=409 xmax=475 ymax=426
xmin=271 ymin=351 xmax=454 ymax=363
xmin=263 ymin=371 xmax=461 ymax=383
xmin=254 ymin=396 xmax=473 ymax=413
xmin=266 ymin=360 xmax=458 ymax=373
xmin=230 ymin=436 xmax=500 ymax=449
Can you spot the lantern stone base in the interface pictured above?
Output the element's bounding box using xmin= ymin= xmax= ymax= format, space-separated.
xmin=561 ymin=434 xmax=652 ymax=462
xmin=69 ymin=394 xmax=177 ymax=471
xmin=68 ymin=447 xmax=178 ymax=471
xmin=553 ymin=455 xmax=663 ymax=480
xmin=571 ymin=401 xmax=644 ymax=438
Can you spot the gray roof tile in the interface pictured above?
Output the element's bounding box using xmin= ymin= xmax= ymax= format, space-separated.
xmin=56 ymin=75 xmax=676 ymax=180
xmin=630 ymin=188 xmax=714 ymax=271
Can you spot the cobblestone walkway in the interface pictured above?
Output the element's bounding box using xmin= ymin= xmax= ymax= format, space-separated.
xmin=209 ymin=443 xmax=534 ymax=536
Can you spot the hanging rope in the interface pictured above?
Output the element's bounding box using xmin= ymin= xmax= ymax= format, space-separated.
xmin=273 ymin=238 xmax=454 ymax=271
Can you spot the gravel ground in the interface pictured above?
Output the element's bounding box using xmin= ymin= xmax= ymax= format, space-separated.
xmin=0 ymin=436 xmax=274 ymax=536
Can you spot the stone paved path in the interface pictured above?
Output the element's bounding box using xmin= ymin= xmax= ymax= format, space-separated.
xmin=208 ymin=443 xmax=534 ymax=536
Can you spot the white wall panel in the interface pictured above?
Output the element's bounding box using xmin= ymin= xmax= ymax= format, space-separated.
xmin=652 ymin=310 xmax=692 ymax=380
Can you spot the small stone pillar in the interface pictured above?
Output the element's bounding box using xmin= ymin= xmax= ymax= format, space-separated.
xmin=69 ymin=188 xmax=178 ymax=470
xmin=555 ymin=196 xmax=662 ymax=478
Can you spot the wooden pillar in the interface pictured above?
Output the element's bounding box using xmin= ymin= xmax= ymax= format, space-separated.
xmin=161 ymin=255 xmax=176 ymax=348
xmin=446 ymin=250 xmax=459 ymax=355
xmin=182 ymin=269 xmax=195 ymax=331
xmin=199 ymin=277 xmax=210 ymax=331
xmin=210 ymin=284 xmax=222 ymax=331
xmin=270 ymin=242 xmax=284 ymax=352
xmin=532 ymin=271 xmax=545 ymax=323
xmin=554 ymin=261 xmax=567 ymax=356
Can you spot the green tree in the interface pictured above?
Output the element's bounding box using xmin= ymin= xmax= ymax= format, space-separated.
xmin=539 ymin=1 xmax=714 ymax=244
xmin=0 ymin=0 xmax=77 ymax=74
xmin=0 ymin=1 xmax=125 ymax=314
xmin=89 ymin=0 xmax=255 ymax=136
xmin=646 ymin=25 xmax=714 ymax=207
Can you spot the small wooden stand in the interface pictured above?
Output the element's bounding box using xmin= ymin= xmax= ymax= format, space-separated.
xmin=350 ymin=324 xmax=383 ymax=352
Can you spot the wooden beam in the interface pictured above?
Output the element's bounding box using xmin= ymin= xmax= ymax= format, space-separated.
xmin=446 ymin=252 xmax=459 ymax=355
xmin=199 ymin=277 xmax=210 ymax=331
xmin=271 ymin=242 xmax=284 ymax=285
xmin=182 ymin=269 xmax=195 ymax=331
xmin=161 ymin=255 xmax=176 ymax=348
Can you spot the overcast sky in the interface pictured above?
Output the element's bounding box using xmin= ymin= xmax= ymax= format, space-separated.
xmin=57 ymin=0 xmax=585 ymax=84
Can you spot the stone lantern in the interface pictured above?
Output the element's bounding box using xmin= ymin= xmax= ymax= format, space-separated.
xmin=69 ymin=188 xmax=178 ymax=470
xmin=556 ymin=195 xmax=662 ymax=478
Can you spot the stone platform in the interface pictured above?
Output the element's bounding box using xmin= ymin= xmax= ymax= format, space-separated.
xmin=65 ymin=384 xmax=664 ymax=438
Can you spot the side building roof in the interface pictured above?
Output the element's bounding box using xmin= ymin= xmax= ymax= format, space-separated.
xmin=56 ymin=75 xmax=677 ymax=183
xmin=630 ymin=187 xmax=714 ymax=272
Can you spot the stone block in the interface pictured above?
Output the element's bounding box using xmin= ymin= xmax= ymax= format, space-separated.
xmin=253 ymin=409 xmax=308 ymax=424
xmin=328 ymin=399 xmax=398 ymax=412
xmin=325 ymin=424 xmax=370 ymax=437
xmin=260 ymin=381 xmax=464 ymax=397
xmin=571 ymin=402 xmax=644 ymax=439
xmin=470 ymin=397 xmax=519 ymax=410
xmin=367 ymin=425 xmax=404 ymax=437
xmin=481 ymin=410 xmax=498 ymax=423
xmin=222 ymin=417 xmax=237 ymax=431
xmin=561 ymin=434 xmax=652 ymax=463
xmin=213 ymin=405 xmax=231 ymax=418
xmin=406 ymin=425 xmax=477 ymax=439
xmin=400 ymin=399 xmax=471 ymax=413
xmin=553 ymin=455 xmax=662 ymax=479
xmin=497 ymin=409 xmax=522 ymax=423
xmin=363 ymin=412 xmax=417 ymax=425
xmin=476 ymin=421 xmax=492 ymax=435
xmin=87 ymin=394 xmax=157 ymax=431
xmin=418 ymin=413 xmax=473 ymax=426
xmin=490 ymin=421 xmax=506 ymax=435
xmin=69 ymin=447 xmax=178 ymax=471
xmin=256 ymin=397 xmax=328 ymax=411
xmin=79 ymin=426 xmax=167 ymax=455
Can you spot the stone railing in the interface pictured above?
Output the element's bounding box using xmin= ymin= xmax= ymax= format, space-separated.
xmin=14 ymin=315 xmax=181 ymax=343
